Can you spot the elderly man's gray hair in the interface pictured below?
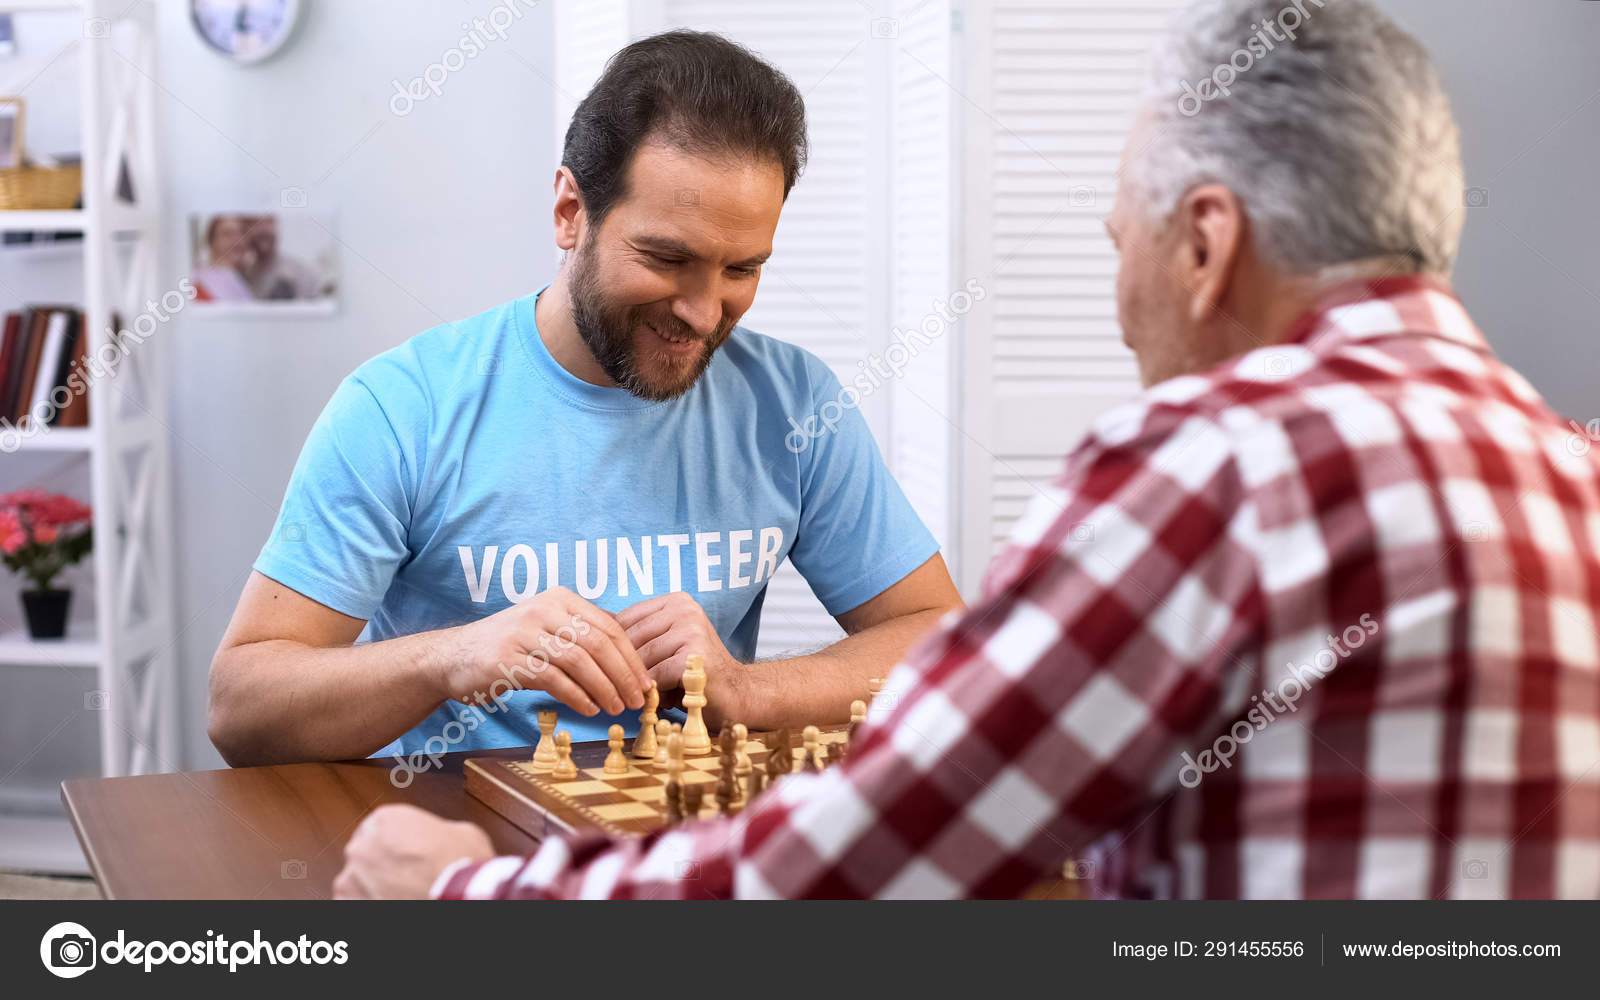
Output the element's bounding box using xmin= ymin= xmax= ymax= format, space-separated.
xmin=1129 ymin=0 xmax=1465 ymax=276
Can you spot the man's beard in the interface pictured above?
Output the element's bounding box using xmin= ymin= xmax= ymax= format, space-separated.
xmin=568 ymin=238 xmax=733 ymax=402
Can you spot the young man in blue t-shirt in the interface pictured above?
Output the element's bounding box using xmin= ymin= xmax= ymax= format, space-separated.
xmin=207 ymin=30 xmax=962 ymax=767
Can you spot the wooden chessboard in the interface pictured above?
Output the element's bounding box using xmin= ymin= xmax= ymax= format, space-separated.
xmin=465 ymin=728 xmax=850 ymax=839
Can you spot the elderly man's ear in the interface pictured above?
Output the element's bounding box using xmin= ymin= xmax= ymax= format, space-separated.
xmin=1176 ymin=183 xmax=1247 ymax=324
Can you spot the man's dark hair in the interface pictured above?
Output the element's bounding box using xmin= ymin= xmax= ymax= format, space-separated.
xmin=561 ymin=30 xmax=809 ymax=226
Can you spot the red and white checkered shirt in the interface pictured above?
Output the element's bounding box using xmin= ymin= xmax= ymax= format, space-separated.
xmin=435 ymin=276 xmax=1600 ymax=899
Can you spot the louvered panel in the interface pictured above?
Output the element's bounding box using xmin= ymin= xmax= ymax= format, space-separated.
xmin=987 ymin=0 xmax=1182 ymax=398
xmin=551 ymin=0 xmax=630 ymax=154
xmin=659 ymin=0 xmax=882 ymax=656
xmin=665 ymin=0 xmax=876 ymax=395
xmin=754 ymin=564 xmax=847 ymax=655
xmin=956 ymin=1 xmax=1183 ymax=591
xmin=997 ymin=336 xmax=1129 ymax=359
xmin=990 ymin=454 xmax=1070 ymax=552
xmin=887 ymin=0 xmax=956 ymax=554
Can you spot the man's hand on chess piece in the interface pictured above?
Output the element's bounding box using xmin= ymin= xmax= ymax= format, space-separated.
xmin=334 ymin=804 xmax=493 ymax=900
xmin=440 ymin=586 xmax=650 ymax=717
xmin=618 ymin=592 xmax=745 ymax=725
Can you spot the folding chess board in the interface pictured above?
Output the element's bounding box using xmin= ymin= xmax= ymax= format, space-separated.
xmin=466 ymin=729 xmax=850 ymax=839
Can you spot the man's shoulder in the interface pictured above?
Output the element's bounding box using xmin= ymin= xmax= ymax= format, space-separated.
xmin=1071 ymin=345 xmax=1339 ymax=483
xmin=1091 ymin=338 xmax=1401 ymax=442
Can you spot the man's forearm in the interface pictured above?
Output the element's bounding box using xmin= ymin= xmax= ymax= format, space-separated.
xmin=726 ymin=607 xmax=951 ymax=729
xmin=208 ymin=627 xmax=464 ymax=766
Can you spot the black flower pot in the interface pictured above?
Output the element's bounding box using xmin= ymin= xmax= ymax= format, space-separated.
xmin=21 ymin=589 xmax=71 ymax=639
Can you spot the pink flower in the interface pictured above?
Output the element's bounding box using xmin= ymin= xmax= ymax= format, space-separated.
xmin=0 ymin=509 xmax=23 ymax=555
xmin=0 ymin=489 xmax=91 ymax=531
xmin=33 ymin=525 xmax=58 ymax=545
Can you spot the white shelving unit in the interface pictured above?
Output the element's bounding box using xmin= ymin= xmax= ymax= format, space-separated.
xmin=0 ymin=0 xmax=176 ymax=874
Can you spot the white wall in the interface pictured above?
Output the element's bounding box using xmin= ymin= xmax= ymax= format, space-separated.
xmin=1372 ymin=0 xmax=1599 ymax=424
xmin=152 ymin=0 xmax=558 ymax=769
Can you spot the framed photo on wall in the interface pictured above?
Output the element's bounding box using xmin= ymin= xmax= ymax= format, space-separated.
xmin=187 ymin=210 xmax=338 ymax=316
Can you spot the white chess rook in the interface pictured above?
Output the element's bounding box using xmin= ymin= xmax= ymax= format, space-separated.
xmin=531 ymin=709 xmax=559 ymax=771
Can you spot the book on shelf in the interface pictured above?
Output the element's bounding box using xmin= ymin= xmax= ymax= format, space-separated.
xmin=1 ymin=231 xmax=85 ymax=247
xmin=0 ymin=305 xmax=92 ymax=430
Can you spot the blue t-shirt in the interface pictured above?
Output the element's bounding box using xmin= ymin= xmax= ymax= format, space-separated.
xmin=254 ymin=289 xmax=939 ymax=756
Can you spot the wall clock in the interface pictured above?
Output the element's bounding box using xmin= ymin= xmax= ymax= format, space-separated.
xmin=191 ymin=0 xmax=302 ymax=65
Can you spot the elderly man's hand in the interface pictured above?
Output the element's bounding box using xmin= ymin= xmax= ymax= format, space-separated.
xmin=333 ymin=804 xmax=494 ymax=899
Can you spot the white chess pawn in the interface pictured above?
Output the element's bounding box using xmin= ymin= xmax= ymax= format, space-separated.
xmin=663 ymin=732 xmax=686 ymax=803
xmin=633 ymin=683 xmax=660 ymax=760
xmin=604 ymin=724 xmax=629 ymax=774
xmin=551 ymin=731 xmax=577 ymax=780
xmin=733 ymin=724 xmax=752 ymax=801
xmin=651 ymin=718 xmax=671 ymax=767
xmin=803 ymin=725 xmax=823 ymax=770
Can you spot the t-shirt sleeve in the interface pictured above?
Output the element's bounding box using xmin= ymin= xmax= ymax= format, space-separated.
xmin=785 ymin=366 xmax=941 ymax=616
xmin=252 ymin=375 xmax=416 ymax=620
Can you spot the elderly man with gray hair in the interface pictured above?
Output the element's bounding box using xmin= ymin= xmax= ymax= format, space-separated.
xmin=335 ymin=0 xmax=1600 ymax=899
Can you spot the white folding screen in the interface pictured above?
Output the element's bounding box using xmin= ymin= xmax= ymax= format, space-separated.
xmin=550 ymin=0 xmax=630 ymax=151
xmin=886 ymin=0 xmax=959 ymax=557
xmin=952 ymin=0 xmax=1183 ymax=592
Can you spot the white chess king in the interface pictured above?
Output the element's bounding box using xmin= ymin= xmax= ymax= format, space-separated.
xmin=681 ymin=654 xmax=711 ymax=755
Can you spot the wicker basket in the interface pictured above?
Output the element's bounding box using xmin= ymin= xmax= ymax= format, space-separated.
xmin=0 ymin=165 xmax=82 ymax=210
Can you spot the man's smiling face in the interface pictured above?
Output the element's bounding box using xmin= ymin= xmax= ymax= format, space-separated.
xmin=568 ymin=139 xmax=785 ymax=401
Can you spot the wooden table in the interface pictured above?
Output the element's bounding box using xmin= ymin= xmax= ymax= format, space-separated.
xmin=63 ymin=742 xmax=1082 ymax=899
xmin=60 ymin=746 xmax=541 ymax=899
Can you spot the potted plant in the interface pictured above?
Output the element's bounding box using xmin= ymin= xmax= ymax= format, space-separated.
xmin=0 ymin=489 xmax=92 ymax=639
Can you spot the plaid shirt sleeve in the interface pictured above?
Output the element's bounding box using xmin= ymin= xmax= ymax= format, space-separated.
xmin=434 ymin=399 xmax=1265 ymax=899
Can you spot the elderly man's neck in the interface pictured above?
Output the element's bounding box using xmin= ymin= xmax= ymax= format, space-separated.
xmin=1257 ymin=255 xmax=1432 ymax=346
